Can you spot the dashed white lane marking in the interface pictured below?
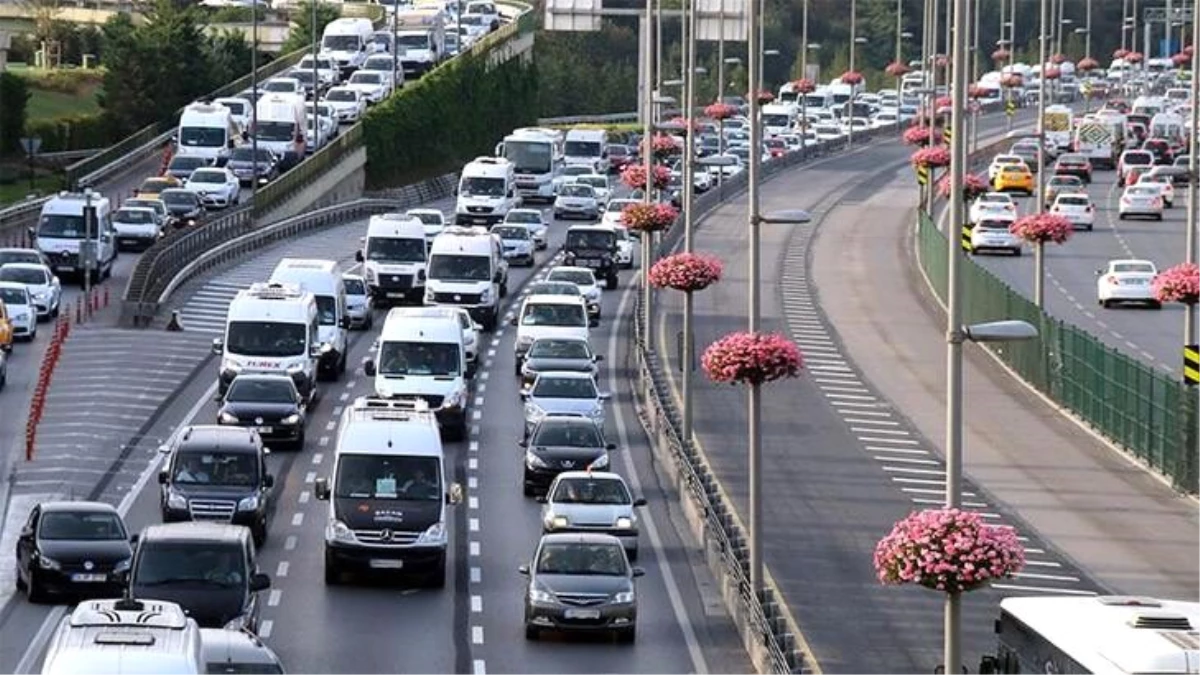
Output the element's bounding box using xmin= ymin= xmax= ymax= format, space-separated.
xmin=474 ymin=396 xmax=484 ymax=406
xmin=298 ymin=491 xmax=310 ymax=504
xmin=469 ymin=517 xmax=479 ymax=532
xmin=473 ymin=659 xmax=487 ymax=675
xmin=468 ymin=496 xmax=479 ymax=509
xmin=332 ymin=406 xmax=343 ymax=416
xmin=478 ymin=383 xmax=487 ymax=393
xmin=284 ymin=535 xmax=297 ymax=551
xmin=471 ymin=595 xmax=483 ymax=612
xmin=318 ymin=436 xmax=330 ymax=447
xmin=472 ymin=626 xmax=484 ymax=645
xmin=325 ymin=421 xmax=337 ymax=431
xmin=468 ymin=441 xmax=479 ymax=452
xmin=472 ymin=410 xmax=482 ymax=420
xmin=311 ymin=453 xmax=323 ymax=464
xmin=468 ymin=476 xmax=478 ymax=489
xmin=469 ymin=541 xmax=480 ymax=556
xmin=276 ymin=561 xmax=289 ymax=577
xmin=470 ymin=566 xmax=481 ymax=583
xmin=259 ymin=620 xmax=274 ymax=639
xmin=291 ymin=512 xmax=304 ymax=526
xmin=267 ymin=589 xmax=282 ymax=607
xmin=339 ymin=392 xmax=350 ymax=401
xmin=304 ymin=471 xmax=316 ymax=483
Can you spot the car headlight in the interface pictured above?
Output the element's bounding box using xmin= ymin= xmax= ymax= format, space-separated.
xmin=444 ymin=389 xmax=464 ymax=408
xmin=167 ymin=491 xmax=188 ymax=510
xmin=612 ymin=590 xmax=635 ymax=604
xmin=237 ymin=495 xmax=259 ymax=511
xmin=13 ymin=312 xmax=27 ymax=322
xmin=282 ymin=413 xmax=301 ymax=425
xmin=222 ymin=358 xmax=242 ymax=373
xmin=525 ymin=451 xmax=549 ymax=469
xmin=529 ymin=587 xmax=556 ymax=604
xmin=589 ymin=406 xmax=604 ymax=419
xmin=525 ymin=403 xmax=546 ymax=422
xmin=417 ymin=522 xmax=447 ymax=545
xmin=589 ymin=453 xmax=610 ymax=470
xmin=479 ymin=288 xmax=493 ymax=303
xmin=38 ymin=555 xmax=61 ymax=571
xmin=32 ymin=291 xmax=48 ymax=300
xmin=545 ymin=514 xmax=568 ymax=529
xmin=516 ymin=335 xmax=534 ymax=350
xmin=113 ymin=557 xmax=132 ymax=574
xmin=219 ymin=411 xmax=239 ymax=424
xmin=326 ymin=519 xmax=356 ymax=544
xmin=615 ymin=516 xmax=634 ymax=529
xmin=425 ymin=288 xmax=436 ymax=302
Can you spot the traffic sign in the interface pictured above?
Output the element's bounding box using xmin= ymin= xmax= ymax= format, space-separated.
xmin=916 ymin=165 xmax=930 ymax=186
xmin=19 ymin=136 xmax=41 ymax=156
xmin=943 ymin=125 xmax=952 ymax=145
xmin=961 ymin=224 xmax=973 ymax=252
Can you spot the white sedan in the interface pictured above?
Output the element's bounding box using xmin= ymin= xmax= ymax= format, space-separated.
xmin=969 ymin=192 xmax=1017 ymax=223
xmin=968 ymin=216 xmax=1022 ymax=256
xmin=553 ymin=183 xmax=602 ymax=221
xmin=1049 ymin=193 xmax=1095 ymax=231
xmin=602 ymin=198 xmax=637 ymax=227
xmin=346 ymin=71 xmax=391 ymax=104
xmin=572 ymin=174 xmax=611 ymax=207
xmin=1097 ymin=259 xmax=1161 ymax=309
xmin=184 ymin=167 xmax=241 ymax=209
xmin=987 ymin=154 xmax=1028 ymax=182
xmin=407 ymin=208 xmax=446 ymax=247
xmin=552 ymin=166 xmax=595 ymax=195
xmin=546 ymin=266 xmax=602 ymax=317
xmin=0 ymin=282 xmax=37 ymax=339
xmin=1118 ymin=185 xmax=1164 ymax=221
xmin=503 ymin=209 xmax=549 ymax=249
xmin=0 ymin=263 xmax=61 ymax=320
xmin=322 ymin=87 xmax=368 ymax=123
xmin=1137 ymin=174 xmax=1176 ymax=207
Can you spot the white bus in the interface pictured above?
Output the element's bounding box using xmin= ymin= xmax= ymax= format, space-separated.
xmin=980 ymin=595 xmax=1200 ymax=674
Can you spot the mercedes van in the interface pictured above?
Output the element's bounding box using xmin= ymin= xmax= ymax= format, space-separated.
xmin=268 ymin=259 xmax=350 ymax=380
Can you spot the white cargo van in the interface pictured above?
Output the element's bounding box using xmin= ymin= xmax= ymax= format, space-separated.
xmin=563 ymin=128 xmax=608 ymax=174
xmin=454 ymin=156 xmax=517 ymax=226
xmin=268 ymin=258 xmax=350 ymax=379
xmin=253 ymin=93 xmax=306 ymax=164
xmin=212 ymin=282 xmax=321 ymax=400
xmin=321 ymin=17 xmax=375 ymax=75
xmin=33 ymin=191 xmax=117 ymax=283
xmin=314 ymin=397 xmax=461 ymax=587
xmin=424 ymin=226 xmax=508 ymax=330
xmin=356 ymin=213 xmax=428 ymax=306
xmin=41 ymin=598 xmax=203 ymax=675
xmin=213 ymin=96 xmax=254 ymax=130
xmin=176 ymin=102 xmax=241 ymax=163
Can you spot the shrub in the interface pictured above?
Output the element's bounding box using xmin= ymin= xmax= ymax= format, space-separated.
xmin=18 ymin=68 xmax=105 ymax=96
xmin=25 ymin=113 xmax=112 ymax=152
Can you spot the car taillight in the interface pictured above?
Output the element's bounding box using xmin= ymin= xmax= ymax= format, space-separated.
xmin=1121 ymin=197 xmax=1131 ymax=204
xmin=1086 ymin=205 xmax=1094 ymax=212
xmin=1108 ymin=276 xmax=1121 ymax=285
xmin=1153 ymin=198 xmax=1163 ymax=207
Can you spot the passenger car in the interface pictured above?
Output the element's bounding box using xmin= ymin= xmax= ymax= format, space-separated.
xmin=987 ymin=154 xmax=1028 ymax=181
xmin=503 ymin=208 xmax=549 ymax=249
xmin=14 ymin=501 xmax=133 ymax=602
xmin=226 ymin=147 xmax=280 ymax=187
xmin=520 ymin=415 xmax=615 ymax=496
xmin=547 ymin=266 xmax=602 ymax=317
xmin=1050 ymin=193 xmax=1095 ymax=230
xmin=323 ymin=87 xmax=368 ymax=122
xmin=343 ymin=273 xmax=374 ymax=330
xmin=1096 ymin=259 xmax=1161 ymax=309
xmin=217 ymin=374 xmax=309 ymax=448
xmin=135 ymin=176 xmax=182 ymax=200
xmin=200 ymin=628 xmax=285 ymax=674
xmin=992 ymin=164 xmax=1034 ymax=194
xmin=185 ymin=167 xmax=242 ymax=209
xmin=572 ymin=174 xmax=612 ymax=207
xmin=968 ymin=192 xmax=1016 ymax=223
xmin=1117 ymin=149 xmax=1154 ymax=180
xmin=160 ymin=188 xmax=206 ymax=228
xmin=1052 ymin=153 xmax=1093 ymax=183
xmin=166 ymin=155 xmax=211 ymax=182
xmin=0 ymin=282 xmax=36 ymax=340
xmin=968 ymin=217 xmax=1022 ymax=256
xmin=539 ymin=471 xmax=645 ymax=559
xmin=554 ymin=183 xmax=602 ymax=220
xmin=520 ymin=337 xmax=602 ymax=389
xmin=1137 ymin=173 xmax=1176 ymax=207
xmin=1118 ymin=185 xmax=1164 ymax=220
xmin=1044 ymin=175 xmax=1086 ymax=207
xmin=0 ymin=297 xmax=13 ymax=352
xmin=0 ymin=262 xmax=60 ymax=319
xmin=520 ymin=532 xmax=643 ymax=642
xmin=407 ymin=208 xmax=447 ymax=246
xmin=552 ymin=165 xmax=598 ymax=195
xmin=111 ymin=206 xmax=163 ymax=251
xmin=522 ymin=371 xmax=609 ymax=438
xmin=492 ymin=224 xmax=536 ymax=267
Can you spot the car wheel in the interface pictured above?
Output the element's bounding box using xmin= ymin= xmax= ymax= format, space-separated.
xmin=252 ymin=524 xmax=267 ymax=548
xmin=1086 ymin=224 xmax=1093 ymax=231
xmin=1156 ymin=214 xmax=1163 ymax=221
xmin=1099 ymin=298 xmax=1109 ymax=308
xmin=324 ymin=558 xmax=341 ymax=585
xmin=514 ymin=360 xmax=523 ymax=377
xmin=446 ymin=417 xmax=467 ymax=443
xmin=616 ymin=626 xmax=636 ymax=644
xmin=1151 ymin=300 xmax=1163 ymax=310
xmin=525 ymin=625 xmax=540 ymax=641
xmin=523 ymin=483 xmax=535 ymax=497
xmin=25 ymin=575 xmax=47 ymax=604
xmin=1013 ymin=248 xmax=1022 ymax=256
xmin=14 ymin=565 xmax=25 ymax=590
xmin=500 ymin=281 xmax=508 ymax=298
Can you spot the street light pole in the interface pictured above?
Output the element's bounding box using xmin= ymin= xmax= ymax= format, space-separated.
xmin=681 ymin=0 xmax=698 ymax=451
xmin=848 ymin=0 xmax=857 ymax=148
xmin=1035 ymin=0 xmax=1048 ymax=308
xmin=1187 ymin=0 xmax=1199 ymax=350
xmin=251 ymin=7 xmax=259 ymax=198
xmin=746 ymin=0 xmax=764 ymax=599
xmin=800 ymin=0 xmax=808 ymax=79
xmin=1085 ymin=0 xmax=1092 ymax=59
xmin=717 ymin=0 xmax=726 ymax=97
xmin=392 ymin=0 xmax=399 ymax=87
xmin=641 ymin=0 xmax=655 ymax=350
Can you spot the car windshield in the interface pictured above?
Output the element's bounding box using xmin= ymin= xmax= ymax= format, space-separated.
xmin=116 ymin=209 xmax=156 ymax=224
xmin=607 ymin=200 xmax=636 ymax=213
xmin=335 ymin=454 xmax=441 ymax=501
xmin=343 ymin=277 xmax=366 ymax=294
xmin=377 ymin=341 xmax=460 ymax=376
xmin=560 ymin=185 xmax=593 ymax=198
xmin=351 ymin=73 xmax=381 ymax=85
xmin=608 ymin=145 xmax=629 ymax=157
xmin=565 ymin=231 xmax=612 ymax=249
xmin=577 ymin=177 xmax=606 ymax=189
xmin=493 ymin=226 xmax=529 ymax=240
xmin=255 ymin=121 xmax=296 ymax=142
xmin=1128 ymin=187 xmax=1157 ymax=196
xmin=428 ymin=254 xmax=490 ymax=281
xmin=564 ymin=140 xmax=602 ymax=157
xmin=547 ymin=270 xmax=594 ymax=286
xmin=226 ymin=321 xmax=307 ymax=357
xmin=521 ymin=303 xmax=586 ymax=327
xmin=134 ymin=542 xmax=245 ymax=588
xmin=978 ymin=220 xmax=1012 ymax=231
xmin=229 ymin=148 xmax=274 ymax=163
xmin=226 ymin=378 xmax=296 ymax=404
xmin=367 ymin=236 xmax=426 ymax=263
xmin=0 ymin=251 xmax=41 ymax=266
xmin=980 ymin=195 xmax=1009 ymax=204
xmin=179 ymin=127 xmax=225 ymax=148
xmin=552 ymin=478 xmax=630 ymax=505
xmin=161 ymin=190 xmax=199 ymax=207
xmin=532 ymin=376 xmax=597 ymax=399
xmin=191 ymin=170 xmax=226 ymax=184
xmin=461 ymin=176 xmax=506 ymax=197
xmin=397 ymin=34 xmax=430 ymax=48
xmin=1113 ymin=262 xmax=1156 ymax=273
xmin=408 ymin=211 xmax=443 ymax=226
xmin=0 ymin=267 xmax=46 ymax=284
xmin=1126 ymin=153 xmax=1152 ymax=163
xmin=527 ymin=282 xmax=580 ymax=296
xmin=141 ymin=179 xmax=174 ymax=192
xmin=1058 ymin=155 xmax=1085 ymax=163
xmin=536 ymin=542 xmax=627 ymax=576
xmin=1058 ymin=196 xmax=1089 ymax=206
xmin=39 ymin=511 xmax=125 ymax=541
xmin=170 ymin=156 xmax=208 ymax=171
xmin=562 ymin=167 xmax=592 ymax=178
xmin=172 ymin=451 xmax=259 ymax=487
xmin=326 ymin=89 xmax=357 ymax=102
xmin=1050 ymin=178 xmax=1082 ymax=186
xmin=531 ymin=421 xmax=602 ymax=447
xmin=506 ymin=211 xmax=540 ymax=224
xmin=529 ymin=339 xmax=590 ymax=359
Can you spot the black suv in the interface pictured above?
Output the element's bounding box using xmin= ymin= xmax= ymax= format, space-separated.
xmin=127 ymin=522 xmax=271 ymax=631
xmin=158 ymin=425 xmax=275 ymax=546
xmin=562 ymin=226 xmax=619 ymax=289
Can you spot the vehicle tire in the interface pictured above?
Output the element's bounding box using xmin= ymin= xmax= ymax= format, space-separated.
xmin=523 ymin=483 xmax=534 ymax=497
xmin=252 ymin=524 xmax=267 ymax=548
xmin=514 ymin=360 xmax=523 ymax=377
xmin=1118 ymin=214 xmax=1125 ymax=220
xmin=607 ymin=272 xmax=618 ymax=290
xmin=525 ymin=625 xmax=540 ymax=641
xmin=427 ymin=561 xmax=446 ymax=589
xmin=29 ymin=323 xmax=36 ymax=341
xmin=500 ymin=281 xmax=508 ymax=298
xmin=294 ymin=431 xmax=306 ymax=450
xmin=51 ymin=303 xmax=59 ymax=318
xmin=324 ymin=555 xmax=341 ymax=585
xmin=1013 ymin=248 xmax=1022 ymax=256
xmin=338 ymin=350 xmax=347 ymax=376
xmin=446 ymin=417 xmax=467 ymax=443
xmin=1099 ymin=299 xmax=1110 ymax=308
xmin=1157 ymin=214 xmax=1164 ymax=221
xmin=1151 ymin=300 xmax=1163 ymax=310
xmin=26 ymin=576 xmax=47 ymax=604
xmin=1086 ymin=224 xmax=1093 ymax=231
xmin=617 ymin=626 xmax=636 ymax=644
xmin=14 ymin=566 xmax=24 ymax=591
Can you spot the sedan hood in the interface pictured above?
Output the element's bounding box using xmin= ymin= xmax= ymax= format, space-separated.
xmin=548 ymin=503 xmax=630 ymax=527
xmin=527 ymin=445 xmax=607 ymax=470
xmin=38 ymin=539 xmax=132 ymax=566
xmin=529 ymin=396 xmax=600 ymax=417
xmin=129 ymin=585 xmax=246 ymax=628
xmin=220 ymin=401 xmax=300 ymax=420
xmin=524 ymin=356 xmax=595 ymax=374
xmin=538 ymin=573 xmax=630 ymax=597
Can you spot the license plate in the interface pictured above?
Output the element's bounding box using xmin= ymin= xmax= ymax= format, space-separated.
xmin=71 ymin=573 xmax=106 ymax=583
xmin=257 ymin=426 xmax=273 ymax=434
xmin=564 ymin=608 xmax=601 ymax=619
xmin=387 ymin=292 xmax=406 ymax=298
xmin=369 ymin=559 xmax=404 ymax=569
xmin=55 ymin=266 xmax=75 ymax=272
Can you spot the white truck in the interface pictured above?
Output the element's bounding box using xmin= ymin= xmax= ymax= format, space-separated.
xmin=177 ymin=101 xmax=242 ymax=163
xmin=1042 ymin=104 xmax=1074 ymax=151
xmin=33 ymin=191 xmax=117 ymax=284
xmin=254 ymin=93 xmax=307 ymax=167
xmin=395 ymin=7 xmax=446 ymax=78
xmin=760 ymin=103 xmax=798 ymax=137
xmin=321 ymin=17 xmax=376 ymax=76
xmin=496 ymin=127 xmax=563 ymax=203
xmin=1073 ymin=119 xmax=1118 ymax=169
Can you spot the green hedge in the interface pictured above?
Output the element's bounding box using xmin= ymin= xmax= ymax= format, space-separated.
xmin=17 ymin=68 xmax=105 ymax=95
xmin=362 ymin=46 xmax=538 ymax=188
xmin=26 ymin=113 xmax=111 ymax=152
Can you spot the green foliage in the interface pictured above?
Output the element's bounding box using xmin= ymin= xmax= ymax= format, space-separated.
xmin=363 ymin=48 xmax=538 ymax=188
xmin=7 ymin=20 xmax=105 ymax=66
xmin=535 ymin=26 xmax=638 ymax=118
xmin=25 ymin=113 xmax=110 ymax=152
xmin=281 ymin=1 xmax=343 ymax=54
xmin=0 ymin=73 xmax=31 ymax=157
xmin=203 ymin=5 xmax=267 ymax=23
xmin=15 ymin=67 xmax=105 ymax=95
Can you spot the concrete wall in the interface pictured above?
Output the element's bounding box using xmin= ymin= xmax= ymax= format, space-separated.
xmin=260 ymin=145 xmax=366 ymax=225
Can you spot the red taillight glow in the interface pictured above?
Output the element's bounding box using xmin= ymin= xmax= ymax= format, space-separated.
xmin=1108 ymin=276 xmax=1121 ymax=285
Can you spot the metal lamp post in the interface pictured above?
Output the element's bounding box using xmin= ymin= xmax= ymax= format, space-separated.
xmin=1187 ymin=0 xmax=1199 ymax=356
xmin=250 ymin=7 xmax=259 ymax=197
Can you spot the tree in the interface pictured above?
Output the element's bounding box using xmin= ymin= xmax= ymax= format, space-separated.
xmin=97 ymin=13 xmax=152 ymax=135
xmin=0 ymin=73 xmax=31 ymax=157
xmin=281 ymin=1 xmax=342 ymax=55
xmin=206 ymin=29 xmax=253 ymax=90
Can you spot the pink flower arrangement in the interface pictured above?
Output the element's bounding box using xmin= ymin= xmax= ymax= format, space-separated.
xmin=644 ymin=134 xmax=682 ymax=159
xmin=665 ymin=116 xmax=698 ymax=133
xmin=750 ymin=89 xmax=775 ymax=104
xmin=903 ymin=125 xmax=933 ymax=146
xmin=885 ymin=61 xmax=911 ymax=77
xmin=1008 ymin=213 xmax=1073 ymax=245
xmin=991 ymin=48 xmax=1011 ymax=62
xmin=968 ymin=85 xmax=989 ymax=99
xmin=1050 ymin=53 xmax=1067 ymax=65
xmin=701 ymin=332 xmax=803 ymax=386
xmin=935 ymin=95 xmax=953 ymax=110
xmin=873 ymin=508 xmax=1026 ymax=593
xmin=791 ymin=78 xmax=816 ymax=94
xmin=705 ymin=102 xmax=738 ymax=121
xmin=1152 ymin=262 xmax=1200 ymax=304
xmin=647 ymin=252 xmax=724 ymax=293
xmin=934 ymin=55 xmax=949 ymax=69
xmin=620 ymin=202 xmax=678 ymax=232
xmin=936 ymin=173 xmax=989 ymax=201
xmin=1173 ymin=52 xmax=1191 ymax=67
xmin=1000 ymin=73 xmax=1023 ymax=88
xmin=911 ymin=145 xmax=951 ymax=169
xmin=1113 ymin=48 xmax=1130 ymax=60
xmin=840 ymin=70 xmax=864 ymax=85
xmin=620 ymin=163 xmax=672 ymax=191
xmin=1126 ymin=51 xmax=1144 ymax=64
xmin=1077 ymin=57 xmax=1099 ymax=71
xmin=1043 ymin=66 xmax=1062 ymax=80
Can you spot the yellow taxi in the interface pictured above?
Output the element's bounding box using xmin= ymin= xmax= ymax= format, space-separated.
xmin=993 ymin=164 xmax=1034 ymax=195
xmin=134 ymin=175 xmax=182 ymax=199
xmin=0 ymin=299 xmax=13 ymax=353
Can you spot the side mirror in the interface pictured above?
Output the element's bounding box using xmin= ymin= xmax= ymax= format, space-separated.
xmin=593 ymin=354 xmax=605 ymax=362
xmin=518 ymin=564 xmax=530 ymax=576
xmin=264 ymin=474 xmax=275 ymax=488
xmin=535 ymin=495 xmax=547 ymax=503
xmin=633 ymin=497 xmax=647 ymax=507
xmin=157 ymin=470 xmax=169 ymax=485
xmin=472 ymin=322 xmax=483 ymax=332
xmin=598 ymin=392 xmax=611 ymax=400
xmin=519 ymin=391 xmax=529 ymax=400
xmin=606 ymin=442 xmax=617 ymax=450
xmin=211 ymin=338 xmax=224 ymax=355
xmin=157 ymin=443 xmax=172 ymax=454
xmin=493 ymin=271 xmax=504 ymax=283
xmin=355 ymin=250 xmax=364 ymax=262
xmin=446 ymin=482 xmax=464 ymax=504
xmin=517 ymin=439 xmax=528 ymax=448
xmin=631 ymin=567 xmax=645 ymax=578
xmin=314 ymin=478 xmax=331 ymax=500
xmin=250 ymin=573 xmax=271 ymax=592
xmin=1095 ymin=269 xmax=1103 ymax=275
xmin=509 ymin=316 xmax=518 ymax=326
xmin=363 ymin=359 xmax=377 ymax=377
xmin=27 ymin=227 xmax=36 ymax=242
xmin=129 ymin=533 xmax=140 ymax=545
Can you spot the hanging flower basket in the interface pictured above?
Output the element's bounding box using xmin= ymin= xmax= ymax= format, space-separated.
xmin=1152 ymin=262 xmax=1200 ymax=305
xmin=705 ymin=102 xmax=738 ymax=120
xmin=903 ymin=125 xmax=933 ymax=146
xmin=1077 ymin=57 xmax=1099 ymax=71
xmin=874 ymin=508 xmax=1026 ymax=593
xmin=662 ymin=117 xmax=697 ymax=135
xmin=1000 ymin=73 xmax=1023 ymax=88
xmin=620 ymin=202 xmax=679 ymax=232
xmin=620 ymin=163 xmax=672 ymax=191
xmin=1009 ymin=213 xmax=1073 ymax=245
xmin=911 ymin=145 xmax=951 ymax=169
xmin=968 ymin=85 xmax=989 ymax=99
xmin=935 ymin=95 xmax=953 ymax=110
xmin=840 ymin=70 xmax=865 ymax=85
xmin=934 ymin=55 xmax=949 ymax=69
xmin=885 ymin=61 xmax=911 ymax=78
xmin=1050 ymin=53 xmax=1067 ymax=65
xmin=1126 ymin=51 xmax=1144 ymax=64
xmin=791 ymin=78 xmax=816 ymax=94
xmin=702 ymin=332 xmax=803 ymax=386
xmin=750 ymin=89 xmax=775 ymax=104
xmin=648 ymin=252 xmax=724 ymax=293
xmin=1172 ymin=52 xmax=1191 ymax=67
xmin=1042 ymin=66 xmax=1062 ymax=80
xmin=936 ymin=173 xmax=989 ymax=201
xmin=1113 ymin=48 xmax=1130 ymax=60
xmin=644 ymin=134 xmax=682 ymax=160
xmin=991 ymin=48 xmax=1011 ymax=63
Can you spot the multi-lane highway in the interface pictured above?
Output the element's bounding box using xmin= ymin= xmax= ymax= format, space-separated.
xmin=0 ymin=194 xmax=753 ymax=674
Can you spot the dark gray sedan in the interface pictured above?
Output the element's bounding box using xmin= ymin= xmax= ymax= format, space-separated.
xmin=520 ymin=337 xmax=601 ymax=389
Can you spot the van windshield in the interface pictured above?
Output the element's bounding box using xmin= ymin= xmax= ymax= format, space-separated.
xmin=323 ymin=35 xmax=361 ymax=51
xmin=179 ymin=127 xmax=226 ymax=148
xmin=564 ymin=140 xmax=602 ymax=157
xmin=762 ymin=113 xmax=791 ymax=127
xmin=134 ymin=542 xmax=245 ymax=588
xmin=377 ymin=341 xmax=461 ymax=376
xmin=37 ymin=214 xmax=86 ymax=239
xmin=256 ymin=122 xmax=297 ymax=142
xmin=367 ymin=236 xmax=426 ymax=263
xmin=429 ymin=254 xmax=490 ymax=281
xmin=226 ymin=321 xmax=307 ymax=357
xmin=316 ymin=296 xmax=336 ymax=326
xmin=461 ymin=176 xmax=506 ymax=197
xmin=336 ymin=454 xmax=441 ymax=500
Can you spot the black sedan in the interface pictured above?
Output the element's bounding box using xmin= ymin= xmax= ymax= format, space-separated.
xmin=15 ymin=501 xmax=133 ymax=602
xmin=520 ymin=337 xmax=602 ymax=389
xmin=218 ymin=374 xmax=308 ymax=448
xmin=226 ymin=147 xmax=280 ymax=187
xmin=160 ymin=188 xmax=206 ymax=229
xmin=520 ymin=415 xmax=614 ymax=497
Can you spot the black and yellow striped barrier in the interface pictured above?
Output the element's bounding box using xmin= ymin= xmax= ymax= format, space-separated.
xmin=961 ymin=224 xmax=973 ymax=252
xmin=916 ymin=165 xmax=930 ymax=186
xmin=1006 ymin=99 xmax=1016 ymax=116
xmin=1185 ymin=344 xmax=1199 ymax=385
xmin=943 ymin=125 xmax=952 ymax=145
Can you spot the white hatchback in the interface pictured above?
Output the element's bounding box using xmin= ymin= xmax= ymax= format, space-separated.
xmin=968 ymin=217 xmax=1022 ymax=256
xmin=1050 ymin=193 xmax=1095 ymax=231
xmin=988 ymin=154 xmax=1029 ymax=182
xmin=1097 ymin=259 xmax=1160 ymax=309
xmin=1137 ymin=174 xmax=1176 ymax=207
xmin=0 ymin=262 xmax=61 ymax=320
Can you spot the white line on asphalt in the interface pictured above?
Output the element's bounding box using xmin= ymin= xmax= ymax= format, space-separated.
xmin=487 ymin=348 xmax=496 ymax=357
xmin=472 ymin=410 xmax=482 ymax=420
xmin=474 ymin=396 xmax=484 ymax=406
xmin=478 ymin=383 xmax=487 ymax=393
xmin=843 ymin=418 xmax=900 ymax=426
xmin=305 ymin=471 xmax=317 ymax=483
xmin=325 ymin=421 xmax=336 ymax=431
xmin=468 ymin=441 xmax=479 ymax=452
xmin=890 ymin=476 xmax=945 ymax=485
xmin=480 ymin=371 xmax=489 ymax=380
xmin=1023 ymin=559 xmax=1064 ymax=568
xmin=259 ymin=620 xmax=274 ymax=639
xmin=468 ymin=476 xmax=478 ymax=489
xmin=471 ymin=425 xmax=480 ymax=436
xmin=991 ymin=584 xmax=1096 ymax=596
xmin=857 ymin=436 xmax=920 ymax=445
xmin=291 ymin=512 xmax=304 ymax=526
xmin=339 ymin=392 xmax=350 ymax=401
xmin=468 ymin=496 xmax=478 ymax=509
xmin=870 ymin=446 xmax=932 ymax=455
xmin=473 ymin=659 xmax=487 ymax=675
xmin=469 ymin=541 xmax=480 ymax=556
xmin=468 ymin=457 xmax=478 ymax=470
xmin=332 ymin=406 xmax=343 ymax=416
xmin=276 ymin=561 xmax=289 ymax=577
xmin=837 ymin=409 xmax=890 ymax=417
xmin=472 ymin=626 xmax=484 ymax=644
xmin=318 ymin=436 xmax=329 ymax=447
xmin=824 ymin=393 xmax=876 ymax=401
xmin=883 ymin=466 xmax=946 ymax=476
xmin=470 ymin=566 xmax=481 ymax=583
xmin=312 ymin=453 xmax=323 ymax=464
xmin=819 ymin=385 xmax=871 ymax=394
xmin=471 ymin=595 xmax=482 ymax=612
xmin=828 ymin=400 xmax=880 ymax=408
xmin=1012 ymin=571 xmax=1082 ymax=582
xmin=268 ymin=589 xmax=282 ymax=607
xmin=850 ymin=427 xmax=910 ymax=436
xmin=285 ymin=536 xmax=297 ymax=551
xmin=875 ymin=456 xmax=940 ymax=466
xmin=469 ymin=517 xmax=479 ymax=532
xmin=298 ymin=491 xmax=310 ymax=504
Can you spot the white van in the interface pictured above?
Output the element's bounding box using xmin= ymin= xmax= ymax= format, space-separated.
xmin=213 ymin=96 xmax=254 ymax=130
xmin=268 ymin=258 xmax=350 ymax=379
xmin=212 ymin=282 xmax=321 ymax=401
xmin=314 ymin=397 xmax=461 ymax=587
xmin=356 ymin=213 xmax=428 ymax=306
xmin=254 ymin=93 xmax=306 ymax=163
xmin=321 ymin=17 xmax=376 ymax=75
xmin=761 ymin=102 xmax=798 ymax=137
xmin=563 ymin=128 xmax=608 ymax=174
xmin=177 ymin=102 xmax=241 ymax=162
xmin=425 ymin=226 xmax=508 ymax=331
xmin=511 ymin=293 xmax=591 ymax=368
xmin=455 ymin=156 xmax=517 ymax=226
xmin=33 ymin=191 xmax=117 ymax=283
xmin=41 ymin=598 xmax=203 ymax=675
